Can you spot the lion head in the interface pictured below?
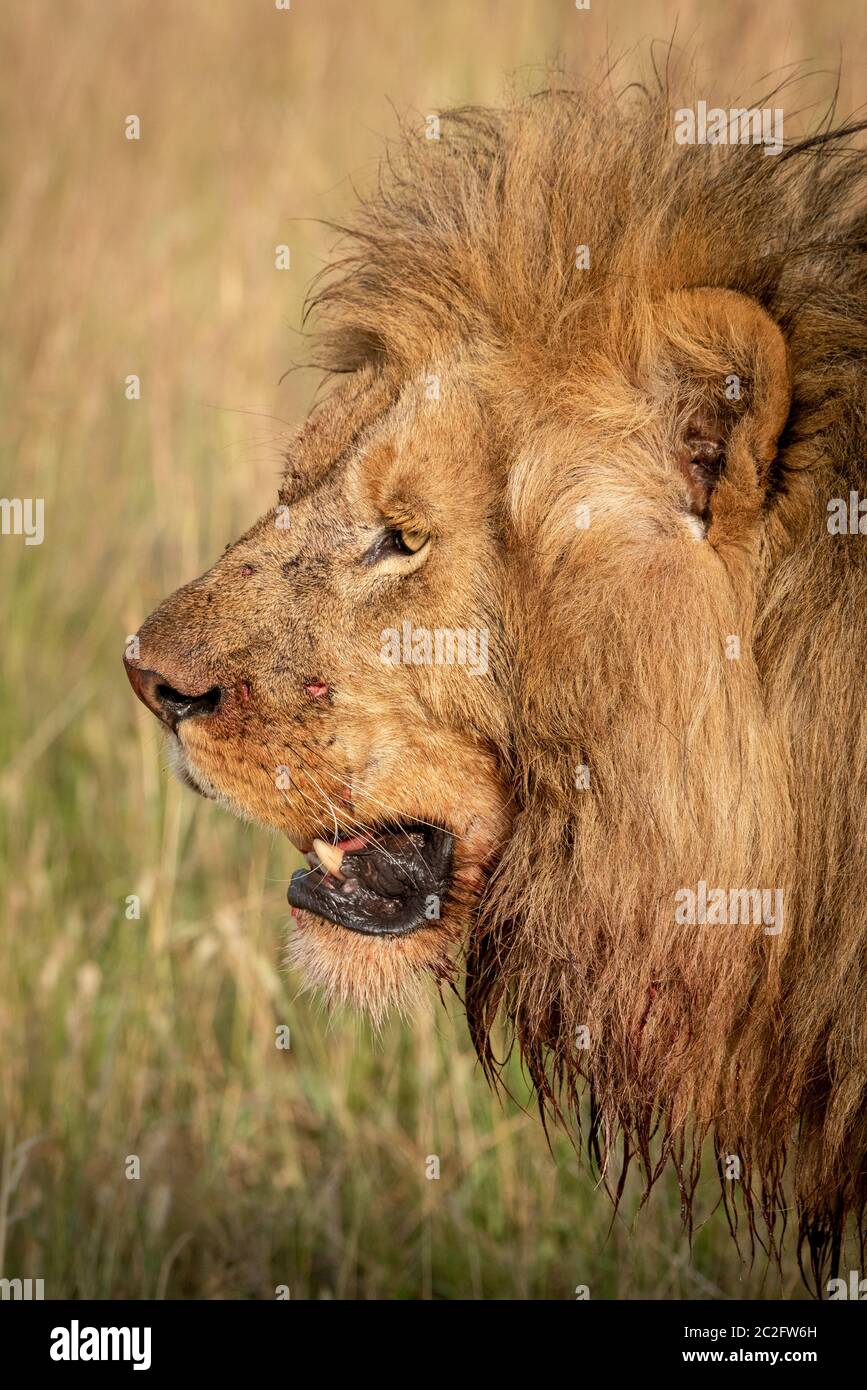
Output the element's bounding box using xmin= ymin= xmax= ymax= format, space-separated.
xmin=126 ymin=78 xmax=867 ymax=1286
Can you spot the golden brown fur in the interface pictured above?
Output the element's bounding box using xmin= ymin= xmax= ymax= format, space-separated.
xmin=127 ymin=70 xmax=867 ymax=1289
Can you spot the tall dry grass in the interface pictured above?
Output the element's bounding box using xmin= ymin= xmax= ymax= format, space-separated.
xmin=2 ymin=0 xmax=863 ymax=1298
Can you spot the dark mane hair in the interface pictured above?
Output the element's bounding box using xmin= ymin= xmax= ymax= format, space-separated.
xmin=307 ymin=70 xmax=867 ymax=411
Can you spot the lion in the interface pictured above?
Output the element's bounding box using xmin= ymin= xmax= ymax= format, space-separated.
xmin=125 ymin=74 xmax=867 ymax=1291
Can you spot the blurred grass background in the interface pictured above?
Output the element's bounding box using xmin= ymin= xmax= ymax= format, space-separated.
xmin=1 ymin=0 xmax=864 ymax=1300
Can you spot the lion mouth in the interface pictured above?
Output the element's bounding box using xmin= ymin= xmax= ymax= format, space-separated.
xmin=287 ymin=822 xmax=453 ymax=937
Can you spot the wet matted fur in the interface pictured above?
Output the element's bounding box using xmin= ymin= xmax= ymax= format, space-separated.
xmin=127 ymin=69 xmax=867 ymax=1291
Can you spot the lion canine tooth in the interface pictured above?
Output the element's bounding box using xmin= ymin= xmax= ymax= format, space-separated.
xmin=313 ymin=837 xmax=345 ymax=879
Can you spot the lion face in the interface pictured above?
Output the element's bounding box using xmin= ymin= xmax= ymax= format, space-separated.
xmin=126 ymin=288 xmax=792 ymax=1018
xmin=126 ymin=361 xmax=511 ymax=1014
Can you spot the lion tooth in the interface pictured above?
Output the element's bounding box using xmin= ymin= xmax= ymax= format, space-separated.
xmin=313 ymin=837 xmax=345 ymax=879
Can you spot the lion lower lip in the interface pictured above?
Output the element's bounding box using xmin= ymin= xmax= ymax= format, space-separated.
xmin=287 ymin=823 xmax=453 ymax=936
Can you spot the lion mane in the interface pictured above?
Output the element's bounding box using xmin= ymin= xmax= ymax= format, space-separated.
xmin=303 ymin=67 xmax=867 ymax=1290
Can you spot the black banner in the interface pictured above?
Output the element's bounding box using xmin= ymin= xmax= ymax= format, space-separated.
xmin=1 ymin=1297 xmax=861 ymax=1375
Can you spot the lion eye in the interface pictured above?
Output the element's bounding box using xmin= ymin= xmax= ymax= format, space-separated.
xmin=390 ymin=527 xmax=427 ymax=555
xmin=362 ymin=527 xmax=430 ymax=567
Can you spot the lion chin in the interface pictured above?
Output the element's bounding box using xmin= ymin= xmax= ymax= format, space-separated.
xmin=284 ymin=909 xmax=454 ymax=1025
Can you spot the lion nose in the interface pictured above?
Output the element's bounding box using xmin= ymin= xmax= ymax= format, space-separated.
xmin=124 ymin=658 xmax=223 ymax=733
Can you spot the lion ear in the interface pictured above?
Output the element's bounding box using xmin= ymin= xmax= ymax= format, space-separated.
xmin=658 ymin=288 xmax=791 ymax=535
